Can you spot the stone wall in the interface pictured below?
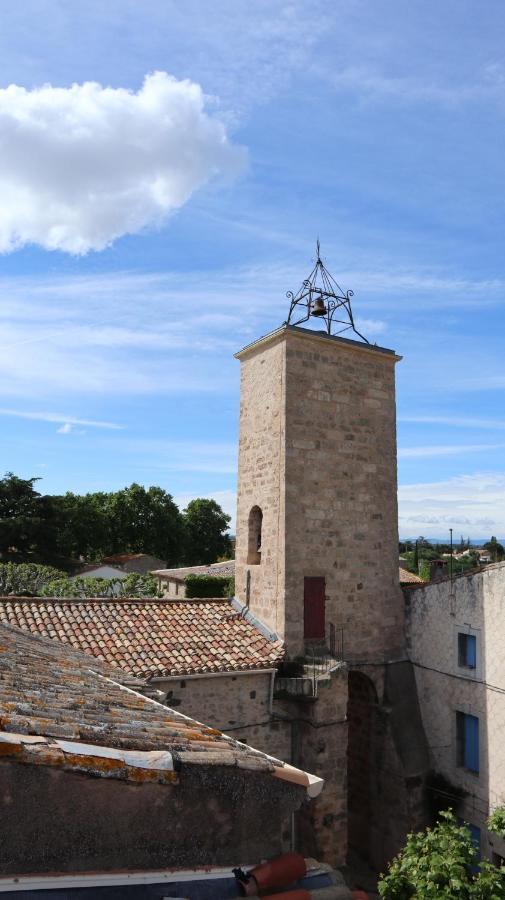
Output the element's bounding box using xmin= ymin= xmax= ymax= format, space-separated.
xmin=282 ymin=328 xmax=404 ymax=660
xmin=0 ymin=761 xmax=303 ymax=875
xmin=235 ymin=335 xmax=286 ymax=637
xmin=406 ymin=562 xmax=505 ymax=860
xmin=235 ymin=326 xmax=405 ymax=660
xmin=291 ymin=667 xmax=349 ymax=864
xmin=232 ymin=324 xmax=426 ymax=871
xmin=155 ymin=667 xmax=348 ymax=865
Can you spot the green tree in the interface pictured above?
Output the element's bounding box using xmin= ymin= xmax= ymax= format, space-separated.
xmin=50 ymin=491 xmax=111 ymax=560
xmin=120 ymin=572 xmax=160 ymax=597
xmin=419 ymin=559 xmax=431 ymax=581
xmin=0 ymin=472 xmax=58 ymax=562
xmin=0 ymin=562 xmax=66 ymax=595
xmin=483 ymin=537 xmax=505 ymax=563
xmin=378 ymin=810 xmax=505 ymax=899
xmin=183 ymin=498 xmax=231 ymax=565
xmin=107 ymin=483 xmax=184 ymax=564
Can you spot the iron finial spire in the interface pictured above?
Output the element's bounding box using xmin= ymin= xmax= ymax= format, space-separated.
xmin=284 ymin=242 xmax=369 ymax=343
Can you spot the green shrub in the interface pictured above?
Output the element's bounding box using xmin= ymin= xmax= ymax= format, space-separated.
xmin=0 ymin=562 xmax=67 ymax=595
xmin=488 ymin=806 xmax=505 ymax=839
xmin=184 ymin=574 xmax=231 ymax=598
xmin=41 ymin=573 xmax=159 ymax=598
xmin=419 ymin=560 xmax=431 ymax=581
xmin=378 ymin=810 xmax=505 ymax=899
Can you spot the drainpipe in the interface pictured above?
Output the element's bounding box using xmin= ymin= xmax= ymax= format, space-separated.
xmin=269 ymin=668 xmax=276 ymax=714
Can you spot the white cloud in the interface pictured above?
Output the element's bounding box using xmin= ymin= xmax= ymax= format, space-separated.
xmin=0 ymin=72 xmax=244 ymax=254
xmin=399 ymin=415 xmax=505 ymax=431
xmin=399 ymin=443 xmax=505 ymax=459
xmin=0 ymin=408 xmax=123 ymax=429
xmin=399 ymin=473 xmax=505 ymax=539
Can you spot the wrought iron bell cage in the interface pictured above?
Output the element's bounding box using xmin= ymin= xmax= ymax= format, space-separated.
xmin=285 ymin=241 xmax=369 ymax=343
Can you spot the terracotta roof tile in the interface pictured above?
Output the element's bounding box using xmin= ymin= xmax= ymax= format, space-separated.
xmin=0 ymin=597 xmax=284 ymax=678
xmin=399 ymin=566 xmax=424 ymax=584
xmin=0 ymin=622 xmax=280 ymax=781
xmin=152 ymin=561 xmax=236 ymax=580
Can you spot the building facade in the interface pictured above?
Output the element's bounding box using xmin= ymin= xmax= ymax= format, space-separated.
xmin=406 ymin=562 xmax=505 ymax=864
xmin=233 ymin=323 xmax=428 ymax=869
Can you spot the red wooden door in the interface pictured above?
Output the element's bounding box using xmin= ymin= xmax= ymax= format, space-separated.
xmin=304 ymin=576 xmax=326 ymax=640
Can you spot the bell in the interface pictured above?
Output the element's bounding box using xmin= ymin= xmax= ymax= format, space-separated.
xmin=312 ymin=295 xmax=327 ymax=317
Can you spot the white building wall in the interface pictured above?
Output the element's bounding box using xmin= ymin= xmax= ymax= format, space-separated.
xmin=406 ymin=562 xmax=505 ymax=861
xmin=72 ymin=566 xmax=127 ymax=581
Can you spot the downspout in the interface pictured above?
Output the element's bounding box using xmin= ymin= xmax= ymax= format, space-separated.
xmin=269 ymin=667 xmax=276 ymax=714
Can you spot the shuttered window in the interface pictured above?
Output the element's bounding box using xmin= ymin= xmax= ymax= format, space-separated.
xmin=456 ymin=711 xmax=479 ymax=773
xmin=458 ymin=633 xmax=477 ymax=669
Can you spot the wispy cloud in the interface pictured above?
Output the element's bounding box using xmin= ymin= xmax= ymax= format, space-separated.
xmin=115 ymin=438 xmax=237 ymax=476
xmin=0 ymin=408 xmax=124 ymax=430
xmin=0 ymin=260 xmax=503 ymax=401
xmin=399 ymin=443 xmax=505 ymax=459
xmin=322 ymin=60 xmax=505 ymax=109
xmin=399 ymin=473 xmax=505 ymax=538
xmin=399 ymin=415 xmax=505 ymax=430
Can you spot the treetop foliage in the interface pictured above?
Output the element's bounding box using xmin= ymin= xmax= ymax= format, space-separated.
xmin=378 ymin=811 xmax=505 ymax=899
xmin=0 ymin=473 xmax=232 ymax=569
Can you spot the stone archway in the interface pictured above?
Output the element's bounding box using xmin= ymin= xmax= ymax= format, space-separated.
xmin=346 ymin=670 xmax=378 ymax=863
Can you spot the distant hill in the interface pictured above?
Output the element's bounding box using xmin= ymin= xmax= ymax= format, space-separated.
xmin=400 ymin=537 xmax=505 ymax=546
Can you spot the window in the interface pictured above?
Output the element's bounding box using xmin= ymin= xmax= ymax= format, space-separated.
xmin=458 ymin=633 xmax=476 ymax=669
xmin=456 ymin=712 xmax=479 ymax=773
xmin=247 ymin=506 xmax=263 ymax=565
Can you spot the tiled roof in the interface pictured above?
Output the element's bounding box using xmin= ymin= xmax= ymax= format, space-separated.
xmin=153 ymin=561 xmax=236 ymax=581
xmin=103 ymin=553 xmax=154 ymax=563
xmin=399 ymin=566 xmax=424 ymax=584
xmin=0 ymin=622 xmax=301 ymax=786
xmin=0 ymin=597 xmax=284 ymax=678
xmin=0 ymin=622 xmax=322 ymax=796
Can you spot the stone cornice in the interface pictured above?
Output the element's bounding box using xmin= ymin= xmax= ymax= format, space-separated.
xmin=235 ymin=324 xmax=402 ymax=363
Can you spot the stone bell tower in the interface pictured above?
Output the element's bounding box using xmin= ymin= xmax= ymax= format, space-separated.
xmin=234 ymin=247 xmax=405 ymax=663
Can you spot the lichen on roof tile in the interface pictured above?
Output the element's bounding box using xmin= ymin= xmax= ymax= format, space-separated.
xmin=0 ymin=622 xmax=280 ymax=780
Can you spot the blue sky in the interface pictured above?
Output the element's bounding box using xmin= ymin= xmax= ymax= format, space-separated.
xmin=0 ymin=0 xmax=504 ymax=539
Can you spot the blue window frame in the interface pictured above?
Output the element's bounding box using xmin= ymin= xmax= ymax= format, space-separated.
xmin=458 ymin=633 xmax=477 ymax=669
xmin=456 ymin=712 xmax=479 ymax=773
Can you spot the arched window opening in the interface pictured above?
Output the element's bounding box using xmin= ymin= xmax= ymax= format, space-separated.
xmin=247 ymin=506 xmax=263 ymax=565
